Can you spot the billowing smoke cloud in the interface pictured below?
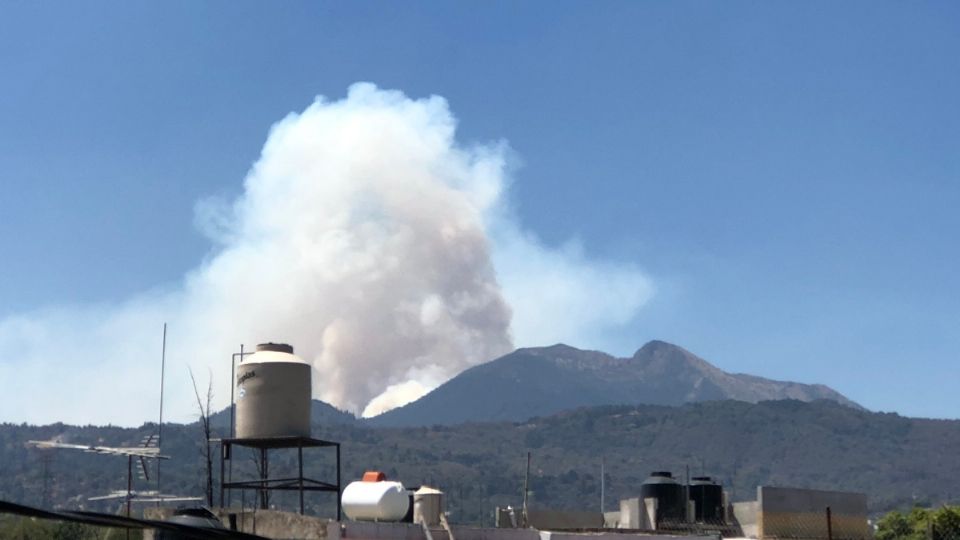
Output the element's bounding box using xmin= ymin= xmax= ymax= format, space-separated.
xmin=0 ymin=83 xmax=653 ymax=426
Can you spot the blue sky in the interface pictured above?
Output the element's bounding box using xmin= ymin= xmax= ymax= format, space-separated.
xmin=1 ymin=2 xmax=959 ymax=421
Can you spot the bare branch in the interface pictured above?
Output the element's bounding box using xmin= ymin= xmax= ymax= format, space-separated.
xmin=188 ymin=368 xmax=208 ymax=426
xmin=189 ymin=367 xmax=215 ymax=506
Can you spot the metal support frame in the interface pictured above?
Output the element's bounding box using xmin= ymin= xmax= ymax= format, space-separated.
xmin=126 ymin=456 xmax=133 ymax=517
xmin=219 ymin=436 xmax=341 ymax=518
xmin=228 ymin=346 xmax=254 ymax=507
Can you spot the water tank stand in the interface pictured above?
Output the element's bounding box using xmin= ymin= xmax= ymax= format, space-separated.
xmin=218 ymin=436 xmax=341 ymax=518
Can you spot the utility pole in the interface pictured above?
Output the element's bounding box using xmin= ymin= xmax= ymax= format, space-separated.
xmin=826 ymin=506 xmax=833 ymax=540
xmin=157 ymin=323 xmax=167 ymax=505
xmin=40 ymin=451 xmax=53 ymax=508
xmin=523 ymin=452 xmax=531 ymax=526
xmin=600 ymin=458 xmax=605 ymax=513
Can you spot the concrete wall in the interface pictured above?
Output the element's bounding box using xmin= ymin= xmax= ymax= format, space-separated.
xmin=144 ymin=507 xmax=331 ymax=540
xmin=618 ymin=498 xmax=642 ymax=529
xmin=331 ymin=521 xmax=706 ymax=540
xmin=731 ymin=501 xmax=759 ymax=538
xmin=224 ymin=508 xmax=330 ymax=539
xmin=538 ymin=533 xmax=708 ymax=540
xmin=525 ymin=509 xmax=604 ymax=530
xmin=757 ymin=486 xmax=868 ymax=540
xmin=602 ymin=511 xmax=620 ymax=529
xmin=616 ymin=497 xmax=660 ymax=531
xmin=331 ymin=521 xmax=437 ymax=540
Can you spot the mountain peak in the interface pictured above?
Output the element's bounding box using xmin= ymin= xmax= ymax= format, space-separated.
xmin=520 ymin=343 xmax=579 ymax=354
xmin=635 ymin=339 xmax=676 ymax=353
xmin=634 ymin=339 xmax=699 ymax=359
xmin=520 ymin=343 xmax=616 ymax=365
xmin=368 ymin=341 xmax=861 ymax=427
xmin=632 ymin=339 xmax=718 ymax=374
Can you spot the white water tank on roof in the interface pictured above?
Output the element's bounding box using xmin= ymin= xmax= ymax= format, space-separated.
xmin=414 ymin=486 xmax=444 ymax=526
xmin=342 ymin=478 xmax=410 ymax=522
xmin=235 ymin=343 xmax=312 ymax=439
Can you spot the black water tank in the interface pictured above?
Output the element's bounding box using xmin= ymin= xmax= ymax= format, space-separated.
xmin=640 ymin=471 xmax=686 ymax=524
xmin=689 ymin=476 xmax=724 ymax=523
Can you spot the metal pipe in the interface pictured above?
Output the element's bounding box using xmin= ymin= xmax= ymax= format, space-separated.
xmin=231 ymin=346 xmax=242 ymax=441
xmin=229 ymin=347 xmax=237 ymax=508
xmin=228 ymin=345 xmax=252 ymax=506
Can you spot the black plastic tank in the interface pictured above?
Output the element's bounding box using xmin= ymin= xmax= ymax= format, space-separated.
xmin=640 ymin=471 xmax=686 ymax=524
xmin=689 ymin=476 xmax=724 ymax=523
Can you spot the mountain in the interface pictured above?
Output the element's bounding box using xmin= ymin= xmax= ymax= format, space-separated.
xmin=210 ymin=399 xmax=357 ymax=432
xmin=368 ymin=340 xmax=860 ymax=427
xmin=2 ymin=400 xmax=957 ymax=520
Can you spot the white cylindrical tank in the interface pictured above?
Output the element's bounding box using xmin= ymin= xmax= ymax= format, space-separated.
xmin=236 ymin=343 xmax=312 ymax=439
xmin=342 ymin=480 xmax=410 ymax=522
xmin=413 ymin=486 xmax=444 ymax=526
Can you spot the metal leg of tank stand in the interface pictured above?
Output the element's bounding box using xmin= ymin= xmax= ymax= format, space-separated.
xmin=219 ymin=441 xmax=226 ymax=508
xmin=298 ymin=442 xmax=304 ymax=515
xmin=259 ymin=448 xmax=268 ymax=510
xmin=126 ymin=455 xmax=133 ymax=517
xmin=127 ymin=455 xmax=133 ymax=540
xmin=440 ymin=512 xmax=457 ymax=540
xmin=336 ymin=443 xmax=342 ymax=521
xmin=420 ymin=520 xmax=435 ymax=540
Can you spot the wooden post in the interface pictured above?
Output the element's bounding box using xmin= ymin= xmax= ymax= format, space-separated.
xmin=826 ymin=506 xmax=833 ymax=540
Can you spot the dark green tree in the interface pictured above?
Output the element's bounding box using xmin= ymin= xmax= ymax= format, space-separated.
xmin=877 ymin=506 xmax=960 ymax=540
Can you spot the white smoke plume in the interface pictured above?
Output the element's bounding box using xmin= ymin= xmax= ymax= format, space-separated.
xmin=0 ymin=83 xmax=653 ymax=426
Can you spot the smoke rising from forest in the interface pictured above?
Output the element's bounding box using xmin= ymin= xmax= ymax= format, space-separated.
xmin=0 ymin=84 xmax=652 ymax=425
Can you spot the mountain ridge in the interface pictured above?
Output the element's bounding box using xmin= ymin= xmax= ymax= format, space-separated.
xmin=368 ymin=339 xmax=859 ymax=427
xmin=2 ymin=399 xmax=957 ymax=518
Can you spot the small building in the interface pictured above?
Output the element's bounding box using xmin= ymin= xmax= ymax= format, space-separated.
xmin=731 ymin=486 xmax=869 ymax=540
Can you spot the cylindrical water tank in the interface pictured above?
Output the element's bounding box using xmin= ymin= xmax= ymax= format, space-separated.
xmin=236 ymin=343 xmax=311 ymax=439
xmin=413 ymin=486 xmax=444 ymax=526
xmin=342 ymin=480 xmax=410 ymax=522
xmin=640 ymin=471 xmax=686 ymax=523
xmin=689 ymin=476 xmax=724 ymax=523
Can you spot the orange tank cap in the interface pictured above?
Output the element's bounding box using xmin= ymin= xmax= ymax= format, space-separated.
xmin=362 ymin=471 xmax=387 ymax=482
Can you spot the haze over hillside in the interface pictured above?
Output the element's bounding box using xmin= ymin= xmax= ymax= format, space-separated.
xmin=369 ymin=340 xmax=859 ymax=427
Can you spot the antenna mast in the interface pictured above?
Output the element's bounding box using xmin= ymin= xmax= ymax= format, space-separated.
xmin=600 ymin=457 xmax=605 ymax=513
xmin=157 ymin=323 xmax=167 ymax=501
